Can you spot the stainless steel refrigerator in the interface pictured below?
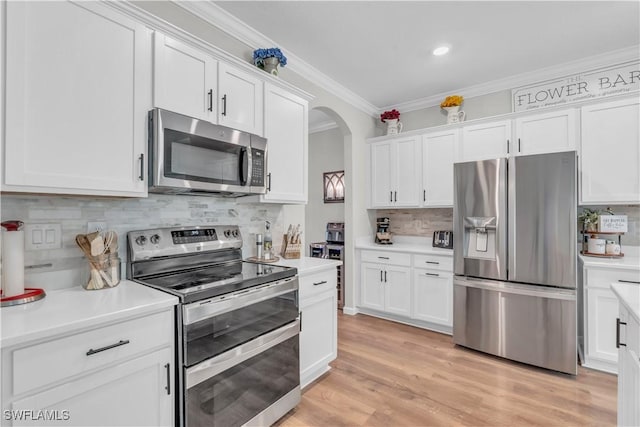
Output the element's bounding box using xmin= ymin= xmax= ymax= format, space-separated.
xmin=453 ymin=151 xmax=577 ymax=375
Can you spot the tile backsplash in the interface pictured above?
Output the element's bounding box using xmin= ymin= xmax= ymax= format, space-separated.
xmin=376 ymin=208 xmax=453 ymax=238
xmin=1 ymin=194 xmax=284 ymax=289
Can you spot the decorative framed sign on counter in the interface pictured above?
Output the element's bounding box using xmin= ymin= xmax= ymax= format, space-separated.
xmin=323 ymin=170 xmax=345 ymax=203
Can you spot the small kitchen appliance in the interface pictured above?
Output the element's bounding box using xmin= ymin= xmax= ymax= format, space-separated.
xmin=309 ymin=222 xmax=345 ymax=308
xmin=148 ymin=108 xmax=267 ymax=196
xmin=453 ymin=151 xmax=577 ymax=375
xmin=432 ymin=230 xmax=453 ymax=249
xmin=375 ymin=217 xmax=392 ymax=245
xmin=127 ymin=225 xmax=300 ymax=427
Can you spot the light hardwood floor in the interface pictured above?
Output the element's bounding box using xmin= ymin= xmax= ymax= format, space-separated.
xmin=279 ymin=312 xmax=617 ymax=426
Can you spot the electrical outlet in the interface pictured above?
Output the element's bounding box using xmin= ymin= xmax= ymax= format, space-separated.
xmin=87 ymin=221 xmax=107 ymax=233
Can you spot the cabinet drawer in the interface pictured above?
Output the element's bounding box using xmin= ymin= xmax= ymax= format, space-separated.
xmin=299 ymin=269 xmax=336 ymax=300
xmin=360 ymin=250 xmax=411 ymax=266
xmin=12 ymin=309 xmax=173 ymax=395
xmin=413 ymin=254 xmax=453 ymax=272
xmin=585 ymin=267 xmax=640 ymax=289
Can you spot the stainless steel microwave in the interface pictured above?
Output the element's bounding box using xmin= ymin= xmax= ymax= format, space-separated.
xmin=148 ymin=108 xmax=267 ymax=196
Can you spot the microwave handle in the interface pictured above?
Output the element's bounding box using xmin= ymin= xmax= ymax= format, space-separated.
xmin=239 ymin=147 xmax=248 ymax=186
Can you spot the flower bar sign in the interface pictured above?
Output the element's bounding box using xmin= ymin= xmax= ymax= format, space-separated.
xmin=512 ymin=60 xmax=639 ymax=112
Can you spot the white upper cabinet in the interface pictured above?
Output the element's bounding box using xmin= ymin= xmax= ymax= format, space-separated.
xmin=218 ymin=62 xmax=264 ymax=136
xmin=421 ymin=129 xmax=458 ymax=207
xmin=514 ymin=109 xmax=576 ymax=156
xmin=261 ymin=83 xmax=308 ymax=204
xmin=369 ymin=136 xmax=421 ymax=208
xmin=459 ymin=120 xmax=511 ymax=161
xmin=4 ymin=1 xmax=151 ymax=197
xmin=153 ymin=33 xmax=217 ymax=122
xmin=580 ymin=97 xmax=640 ymax=205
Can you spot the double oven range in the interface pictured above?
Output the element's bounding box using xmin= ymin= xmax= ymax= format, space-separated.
xmin=127 ymin=225 xmax=300 ymax=427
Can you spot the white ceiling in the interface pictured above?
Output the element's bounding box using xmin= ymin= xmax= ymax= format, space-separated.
xmin=214 ymin=1 xmax=639 ymax=113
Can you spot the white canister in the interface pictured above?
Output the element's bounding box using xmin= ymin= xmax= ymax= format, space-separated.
xmin=1 ymin=221 xmax=25 ymax=297
xmin=605 ymin=240 xmax=617 ymax=255
xmin=587 ymin=237 xmax=606 ymax=255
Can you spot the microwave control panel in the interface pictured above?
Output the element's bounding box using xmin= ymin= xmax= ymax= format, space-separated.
xmin=250 ymin=148 xmax=265 ymax=186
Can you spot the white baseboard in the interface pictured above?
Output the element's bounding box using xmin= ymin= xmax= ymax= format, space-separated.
xmin=342 ymin=306 xmax=359 ymax=316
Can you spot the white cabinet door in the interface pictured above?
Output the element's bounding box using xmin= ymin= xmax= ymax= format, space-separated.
xmin=393 ymin=137 xmax=421 ymax=207
xmin=361 ymin=263 xmax=385 ymax=311
xmin=218 ymin=62 xmax=264 ymax=135
xmin=580 ymin=98 xmax=640 ymax=204
xmin=514 ymin=109 xmax=576 ymax=156
xmin=412 ymin=269 xmax=453 ymax=326
xmin=153 ymin=33 xmax=217 ymax=122
xmin=262 ymin=84 xmax=308 ymax=203
xmin=421 ymin=129 xmax=457 ymax=207
xmin=11 ymin=349 xmax=173 ymax=427
xmin=4 ymin=1 xmax=150 ymax=197
xmin=586 ymin=287 xmax=619 ymax=367
xmin=384 ymin=266 xmax=411 ymax=317
xmin=370 ymin=141 xmax=394 ymax=208
xmin=300 ymin=290 xmax=337 ymax=388
xmin=459 ymin=120 xmax=511 ymax=161
xmin=619 ymin=347 xmax=640 ymax=427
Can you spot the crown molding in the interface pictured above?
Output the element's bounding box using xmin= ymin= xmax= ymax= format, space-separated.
xmin=172 ymin=1 xmax=379 ymax=117
xmin=309 ymin=121 xmax=339 ymax=135
xmin=384 ymin=45 xmax=640 ymax=114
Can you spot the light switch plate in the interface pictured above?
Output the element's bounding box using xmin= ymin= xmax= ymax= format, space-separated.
xmin=25 ymin=223 xmax=62 ymax=250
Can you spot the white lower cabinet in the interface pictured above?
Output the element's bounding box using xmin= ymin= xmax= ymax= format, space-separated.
xmin=1 ymin=309 xmax=175 ymax=426
xmin=358 ymin=249 xmax=453 ymax=333
xmin=617 ymin=298 xmax=640 ymax=426
xmin=412 ymin=268 xmax=453 ymax=327
xmin=581 ymin=262 xmax=640 ymax=373
xmin=299 ymin=268 xmax=337 ymax=388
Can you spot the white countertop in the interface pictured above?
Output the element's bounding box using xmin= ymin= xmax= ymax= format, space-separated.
xmin=1 ymin=280 xmax=178 ymax=348
xmin=273 ymin=257 xmax=342 ymax=276
xmin=611 ymin=282 xmax=640 ymax=324
xmin=355 ymin=236 xmax=454 ymax=257
xmin=579 ymin=247 xmax=640 ymax=271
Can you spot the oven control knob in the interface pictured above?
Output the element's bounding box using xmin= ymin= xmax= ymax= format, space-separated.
xmin=135 ymin=235 xmax=147 ymax=246
xmin=150 ymin=234 xmax=161 ymax=245
xmin=231 ymin=230 xmax=239 ymax=238
xmin=224 ymin=230 xmax=231 ymax=238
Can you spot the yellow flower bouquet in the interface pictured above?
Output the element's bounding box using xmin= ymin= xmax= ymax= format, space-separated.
xmin=440 ymin=95 xmax=464 ymax=108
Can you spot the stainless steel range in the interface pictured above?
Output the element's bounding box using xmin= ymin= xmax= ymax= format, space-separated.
xmin=126 ymin=225 xmax=300 ymax=427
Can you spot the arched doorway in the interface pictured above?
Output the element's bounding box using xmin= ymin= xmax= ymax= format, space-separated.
xmin=307 ymin=107 xmax=352 ymax=310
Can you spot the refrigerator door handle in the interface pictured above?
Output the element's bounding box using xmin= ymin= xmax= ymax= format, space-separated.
xmin=454 ymin=277 xmax=576 ymax=301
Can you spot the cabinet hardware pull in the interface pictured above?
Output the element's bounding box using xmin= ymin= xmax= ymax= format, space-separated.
xmin=313 ymin=280 xmax=327 ymax=286
xmin=425 ymin=261 xmax=440 ymax=265
xmin=384 ymin=271 xmax=387 ymax=282
xmin=425 ymin=272 xmax=440 ymax=277
xmin=518 ymin=138 xmax=521 ymax=152
xmin=380 ymin=270 xmax=383 ymax=282
xmin=208 ymin=89 xmax=213 ymax=112
xmin=616 ymin=318 xmax=627 ymax=348
xmin=619 ymin=279 xmax=640 ymax=284
xmin=423 ymin=189 xmax=426 ymax=202
xmin=221 ymin=94 xmax=227 ymax=116
xmin=86 ymin=339 xmax=130 ymax=356
xmin=165 ymin=363 xmax=171 ymax=395
xmin=506 ymin=139 xmax=510 ymax=154
xmin=390 ymin=191 xmax=393 ymax=202
xmin=378 ymin=256 xmax=390 ymax=260
xmin=394 ymin=191 xmax=397 ymax=202
xmin=299 ymin=312 xmax=302 ymax=332
xmin=138 ymin=154 xmax=144 ymax=181
xmin=267 ymin=173 xmax=272 ymax=192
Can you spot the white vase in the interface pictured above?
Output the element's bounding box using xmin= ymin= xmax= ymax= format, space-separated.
xmin=262 ymin=57 xmax=280 ymax=76
xmin=386 ymin=119 xmax=403 ymax=135
xmin=443 ymin=106 xmax=465 ymax=124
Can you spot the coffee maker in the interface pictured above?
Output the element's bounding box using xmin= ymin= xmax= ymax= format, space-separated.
xmin=375 ymin=217 xmax=392 ymax=245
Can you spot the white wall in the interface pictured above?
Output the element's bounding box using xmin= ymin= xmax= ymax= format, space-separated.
xmin=306 ymin=127 xmax=345 ymax=251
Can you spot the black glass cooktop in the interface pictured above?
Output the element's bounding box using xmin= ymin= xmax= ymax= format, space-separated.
xmin=139 ymin=261 xmax=296 ymax=303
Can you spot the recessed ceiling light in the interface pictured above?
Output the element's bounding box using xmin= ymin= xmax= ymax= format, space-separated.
xmin=433 ymin=46 xmax=450 ymax=56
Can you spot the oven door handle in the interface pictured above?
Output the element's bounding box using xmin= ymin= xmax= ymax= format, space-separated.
xmin=185 ymin=318 xmax=300 ymax=389
xmin=183 ymin=277 xmax=298 ymax=325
